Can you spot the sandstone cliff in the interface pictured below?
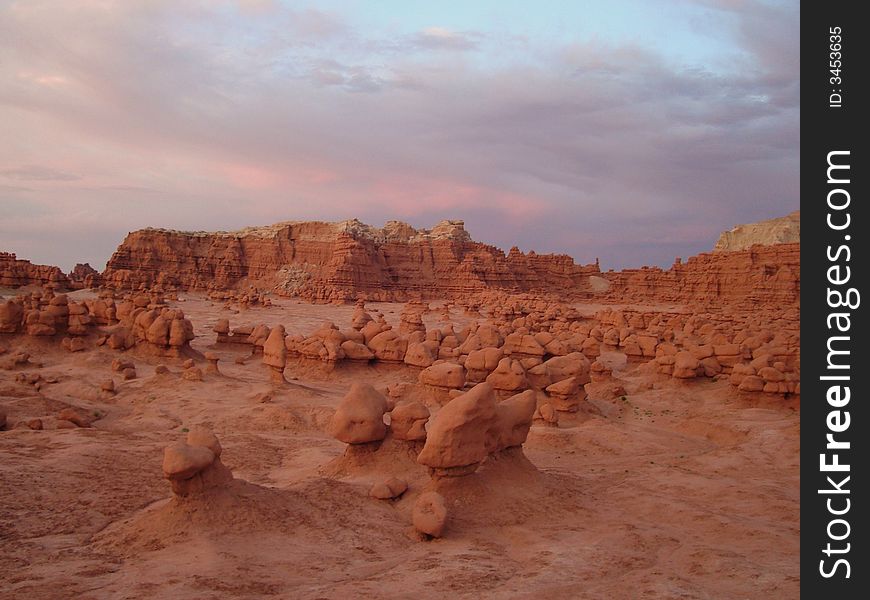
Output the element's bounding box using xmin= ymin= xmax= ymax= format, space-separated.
xmin=603 ymin=243 xmax=799 ymax=307
xmin=714 ymin=211 xmax=799 ymax=252
xmin=0 ymin=252 xmax=70 ymax=289
xmin=101 ymin=219 xmax=601 ymax=301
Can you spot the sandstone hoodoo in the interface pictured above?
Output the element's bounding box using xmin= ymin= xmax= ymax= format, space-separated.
xmin=388 ymin=401 xmax=430 ymax=442
xmin=262 ymin=325 xmax=287 ymax=383
xmin=416 ymin=382 xmax=536 ymax=478
xmin=162 ymin=428 xmax=233 ymax=497
xmin=328 ymin=383 xmax=389 ymax=445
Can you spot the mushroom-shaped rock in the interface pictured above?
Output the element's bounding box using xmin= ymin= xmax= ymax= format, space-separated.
xmin=162 ymin=429 xmax=233 ymax=497
xmin=413 ymin=491 xmax=447 ymax=538
xmin=491 ymin=389 xmax=536 ymax=452
xmin=163 ymin=442 xmax=215 ymax=481
xmin=263 ymin=325 xmax=287 ymax=382
xmin=543 ymin=352 xmax=591 ymax=385
xmin=204 ymin=351 xmax=221 ymax=374
xmin=213 ymin=318 xmax=230 ymax=335
xmin=389 ymin=401 xmax=430 ymax=441
xmin=328 ymin=383 xmax=389 ymax=444
xmin=545 ymin=377 xmax=585 ymax=412
xmin=419 ymin=361 xmax=466 ymax=389
xmin=186 ymin=427 xmax=222 ymax=457
xmin=262 ymin=325 xmax=287 ymax=368
xmin=417 ymin=382 xmax=497 ymax=473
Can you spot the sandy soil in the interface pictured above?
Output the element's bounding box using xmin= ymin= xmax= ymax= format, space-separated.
xmin=0 ymin=294 xmax=799 ymax=599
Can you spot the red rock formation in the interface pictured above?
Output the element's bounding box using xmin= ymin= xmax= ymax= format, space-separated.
xmin=68 ymin=263 xmax=102 ymax=289
xmin=603 ymin=243 xmax=800 ymax=308
xmin=0 ymin=252 xmax=70 ymax=289
xmin=101 ymin=220 xmax=601 ymax=300
xmin=714 ymin=211 xmax=799 ymax=252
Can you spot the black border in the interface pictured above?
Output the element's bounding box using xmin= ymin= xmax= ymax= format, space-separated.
xmin=801 ymin=2 xmax=867 ymax=596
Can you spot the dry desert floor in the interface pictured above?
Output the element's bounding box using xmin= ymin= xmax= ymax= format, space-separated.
xmin=0 ymin=292 xmax=800 ymax=599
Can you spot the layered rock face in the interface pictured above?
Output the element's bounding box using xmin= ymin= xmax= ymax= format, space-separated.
xmin=714 ymin=211 xmax=799 ymax=252
xmin=0 ymin=252 xmax=70 ymax=289
xmin=603 ymin=243 xmax=799 ymax=308
xmin=101 ymin=219 xmax=601 ymax=300
xmin=68 ymin=263 xmax=102 ymax=288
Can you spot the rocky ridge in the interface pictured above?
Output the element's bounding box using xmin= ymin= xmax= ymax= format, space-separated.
xmin=101 ymin=219 xmax=600 ymax=301
xmin=714 ymin=211 xmax=800 ymax=252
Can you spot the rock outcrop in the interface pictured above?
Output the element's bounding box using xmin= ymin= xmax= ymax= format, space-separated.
xmin=68 ymin=263 xmax=102 ymax=288
xmin=101 ymin=219 xmax=600 ymax=300
xmin=603 ymin=243 xmax=799 ymax=308
xmin=0 ymin=252 xmax=70 ymax=289
xmin=714 ymin=211 xmax=800 ymax=252
xmin=413 ymin=491 xmax=448 ymax=538
xmin=417 ymin=382 xmax=536 ymax=477
xmin=328 ymin=383 xmax=389 ymax=444
xmin=162 ymin=428 xmax=233 ymax=497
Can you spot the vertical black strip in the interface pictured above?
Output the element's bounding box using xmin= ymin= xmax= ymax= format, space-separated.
xmin=802 ymin=1 xmax=868 ymax=596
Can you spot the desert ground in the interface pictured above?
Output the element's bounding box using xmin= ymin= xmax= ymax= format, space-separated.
xmin=0 ymin=290 xmax=799 ymax=600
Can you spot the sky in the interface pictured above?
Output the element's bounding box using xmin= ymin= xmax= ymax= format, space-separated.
xmin=0 ymin=0 xmax=799 ymax=272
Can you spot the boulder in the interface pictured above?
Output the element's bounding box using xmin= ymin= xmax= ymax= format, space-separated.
xmin=413 ymin=491 xmax=448 ymax=538
xmin=369 ymin=477 xmax=408 ymax=500
xmin=419 ymin=361 xmax=466 ymax=389
xmin=673 ymin=351 xmax=701 ymax=379
xmin=545 ymin=377 xmax=585 ymax=412
xmin=404 ymin=342 xmax=437 ymax=368
xmin=485 ymin=357 xmax=528 ymax=392
xmin=328 ymin=383 xmax=389 ymax=444
xmin=491 ymin=390 xmax=536 ymax=451
xmin=340 ymin=340 xmax=375 ymax=361
xmin=389 ymin=401 xmax=430 ymax=441
xmin=417 ymin=382 xmax=497 ymax=472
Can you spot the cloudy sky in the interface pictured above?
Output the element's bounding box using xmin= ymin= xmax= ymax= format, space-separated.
xmin=0 ymin=0 xmax=799 ymax=271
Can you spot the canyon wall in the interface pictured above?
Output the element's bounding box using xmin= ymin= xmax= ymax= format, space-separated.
xmin=8 ymin=214 xmax=801 ymax=307
xmin=0 ymin=252 xmax=70 ymax=289
xmin=101 ymin=219 xmax=602 ymax=301
xmin=602 ymin=243 xmax=800 ymax=308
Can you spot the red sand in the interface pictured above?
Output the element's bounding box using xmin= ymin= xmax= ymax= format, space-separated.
xmin=0 ymin=293 xmax=799 ymax=599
